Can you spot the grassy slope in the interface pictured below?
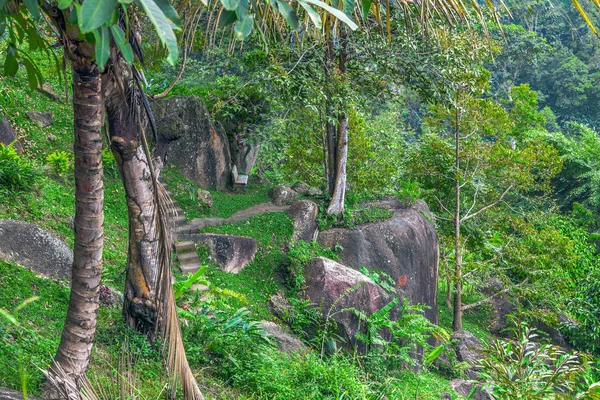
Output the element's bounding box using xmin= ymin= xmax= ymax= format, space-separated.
xmin=0 ymin=60 xmax=482 ymax=398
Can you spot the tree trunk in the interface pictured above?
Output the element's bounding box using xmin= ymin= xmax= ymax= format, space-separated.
xmin=327 ymin=114 xmax=348 ymax=215
xmin=452 ymin=94 xmax=463 ymax=332
xmin=48 ymin=62 xmax=104 ymax=388
xmin=104 ymin=70 xmax=159 ymax=336
xmin=326 ymin=28 xmax=348 ymax=215
xmin=326 ymin=116 xmax=337 ymax=195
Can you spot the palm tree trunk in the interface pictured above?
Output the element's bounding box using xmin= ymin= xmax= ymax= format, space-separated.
xmin=49 ymin=62 xmax=104 ymax=385
xmin=104 ymin=75 xmax=159 ymax=336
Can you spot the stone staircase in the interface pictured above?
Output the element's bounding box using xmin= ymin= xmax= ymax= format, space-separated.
xmin=158 ymin=177 xmax=202 ymax=275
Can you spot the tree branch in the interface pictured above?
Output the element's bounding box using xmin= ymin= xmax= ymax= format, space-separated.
xmin=461 ymin=184 xmax=513 ymax=223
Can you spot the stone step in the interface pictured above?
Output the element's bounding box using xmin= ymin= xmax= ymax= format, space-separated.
xmin=175 ymin=224 xmax=196 ymax=235
xmin=172 ymin=215 xmax=187 ymax=226
xmin=170 ymin=207 xmax=184 ymax=216
xmin=178 ymin=252 xmax=199 ymax=263
xmin=180 ymin=262 xmax=201 ymax=275
xmin=175 ymin=240 xmax=196 ymax=253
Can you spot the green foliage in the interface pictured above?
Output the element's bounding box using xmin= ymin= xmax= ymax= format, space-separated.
xmin=317 ymin=204 xmax=392 ymax=231
xmin=285 ymin=240 xmax=338 ymax=290
xmin=566 ymin=271 xmax=600 ymax=354
xmin=479 ymin=318 xmax=600 ymax=399
xmin=45 ymin=150 xmax=70 ymax=176
xmin=0 ymin=143 xmax=39 ymax=192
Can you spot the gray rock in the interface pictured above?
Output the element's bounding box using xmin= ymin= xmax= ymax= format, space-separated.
xmin=26 ymin=111 xmax=53 ymax=127
xmin=231 ymin=141 xmax=260 ymax=175
xmin=452 ymin=330 xmax=483 ymax=379
xmin=153 ymin=96 xmax=232 ymax=190
xmin=47 ymin=134 xmax=57 ymax=141
xmin=288 ymin=200 xmax=318 ymax=241
xmin=0 ymin=220 xmax=72 ymax=280
xmin=450 ymin=379 xmax=492 ymax=400
xmin=530 ymin=315 xmax=573 ymax=349
xmin=317 ymin=202 xmax=439 ymax=325
xmin=482 ymin=278 xmax=516 ymax=337
xmin=197 ymin=189 xmax=213 ymax=208
xmin=303 ymin=257 xmax=391 ymax=348
xmin=291 ymin=181 xmax=310 ymax=194
xmin=268 ymin=290 xmax=292 ymax=319
xmin=307 ymin=186 xmax=323 ymax=197
xmin=0 ymin=115 xmax=22 ymax=153
xmin=183 ymin=233 xmax=257 ymax=273
xmin=0 ymin=388 xmax=40 ymax=400
xmin=259 ymin=321 xmax=307 ymax=353
xmin=268 ymin=185 xmax=298 ymax=206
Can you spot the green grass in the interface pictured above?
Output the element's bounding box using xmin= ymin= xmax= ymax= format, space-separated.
xmin=198 ymin=212 xmax=294 ymax=319
xmin=162 ymin=165 xmax=270 ymax=220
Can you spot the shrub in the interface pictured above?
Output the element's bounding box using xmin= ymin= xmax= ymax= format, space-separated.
xmin=46 ymin=150 xmax=70 ymax=175
xmin=285 ymin=241 xmax=338 ymax=290
xmin=479 ymin=318 xmax=600 ymax=399
xmin=0 ymin=144 xmax=39 ymax=192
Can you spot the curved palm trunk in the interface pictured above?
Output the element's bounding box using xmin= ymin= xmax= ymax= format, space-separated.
xmin=104 ymin=73 xmax=159 ymax=336
xmin=49 ymin=62 xmax=104 ymax=385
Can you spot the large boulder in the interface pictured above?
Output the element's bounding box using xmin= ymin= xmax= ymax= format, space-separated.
xmin=259 ymin=321 xmax=307 ymax=353
xmin=482 ymin=278 xmax=516 ymax=337
xmin=0 ymin=388 xmax=40 ymax=400
xmin=184 ymin=233 xmax=257 ymax=273
xmin=318 ymin=201 xmax=439 ymax=324
xmin=0 ymin=220 xmax=73 ymax=280
xmin=450 ymin=379 xmax=492 ymax=400
xmin=288 ymin=200 xmax=318 ymax=241
xmin=452 ymin=330 xmax=484 ymax=379
xmin=268 ymin=185 xmax=298 ymax=206
xmin=0 ymin=115 xmax=22 ymax=153
xmin=303 ymin=257 xmax=391 ymax=346
xmin=153 ymin=96 xmax=232 ymax=190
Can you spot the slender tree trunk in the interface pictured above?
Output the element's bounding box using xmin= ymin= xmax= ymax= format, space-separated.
xmin=49 ymin=62 xmax=104 ymax=386
xmin=104 ymin=72 xmax=159 ymax=336
xmin=326 ymin=27 xmax=349 ymax=215
xmin=452 ymin=93 xmax=463 ymax=332
xmin=327 ymin=114 xmax=348 ymax=215
xmin=326 ymin=114 xmax=337 ymax=195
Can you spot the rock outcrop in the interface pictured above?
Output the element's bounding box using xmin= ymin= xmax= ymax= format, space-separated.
xmin=0 ymin=115 xmax=22 ymax=153
xmin=184 ymin=233 xmax=258 ymax=273
xmin=0 ymin=220 xmax=73 ymax=280
xmin=0 ymin=388 xmax=40 ymax=400
xmin=231 ymin=141 xmax=260 ymax=175
xmin=318 ymin=201 xmax=439 ymax=324
xmin=26 ymin=111 xmax=53 ymax=127
xmin=259 ymin=321 xmax=307 ymax=353
xmin=452 ymin=330 xmax=484 ymax=379
xmin=153 ymin=96 xmax=232 ymax=190
xmin=268 ymin=185 xmax=298 ymax=206
xmin=288 ymin=200 xmax=318 ymax=241
xmin=303 ymin=257 xmax=391 ymax=346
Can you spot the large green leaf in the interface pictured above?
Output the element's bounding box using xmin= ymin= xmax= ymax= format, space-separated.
xmin=135 ymin=0 xmax=178 ymax=65
xmin=57 ymin=0 xmax=73 ymax=10
xmin=220 ymin=0 xmax=240 ymax=11
xmin=343 ymin=0 xmax=354 ymax=16
xmin=22 ymin=58 xmax=40 ymax=90
xmin=299 ymin=2 xmax=322 ymax=29
xmin=3 ymin=53 xmax=18 ymax=77
xmin=110 ymin=25 xmax=134 ymax=63
xmin=23 ymin=0 xmax=41 ymax=20
xmin=234 ymin=13 xmax=253 ymax=39
xmin=301 ymin=0 xmax=357 ymax=30
xmin=93 ymin=25 xmax=110 ymax=68
xmin=153 ymin=0 xmax=181 ymax=28
xmin=276 ymin=0 xmax=299 ymax=30
xmin=360 ymin=0 xmax=371 ymax=19
xmin=80 ymin=0 xmax=118 ymax=32
xmin=218 ymin=9 xmax=237 ymax=26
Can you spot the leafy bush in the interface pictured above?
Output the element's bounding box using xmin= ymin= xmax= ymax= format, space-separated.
xmin=317 ymin=204 xmax=392 ymax=231
xmin=0 ymin=144 xmax=39 ymax=192
xmin=45 ymin=150 xmax=70 ymax=175
xmin=479 ymin=318 xmax=600 ymax=399
xmin=566 ymin=272 xmax=600 ymax=354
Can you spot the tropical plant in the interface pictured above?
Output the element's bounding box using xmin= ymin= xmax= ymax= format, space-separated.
xmin=0 ymin=144 xmax=39 ymax=192
xmin=479 ymin=318 xmax=600 ymax=399
xmin=46 ymin=150 xmax=70 ymax=176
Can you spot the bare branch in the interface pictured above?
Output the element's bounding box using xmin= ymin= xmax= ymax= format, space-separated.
xmin=462 ymin=278 xmax=527 ymax=311
xmin=461 ymin=185 xmax=513 ymax=223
